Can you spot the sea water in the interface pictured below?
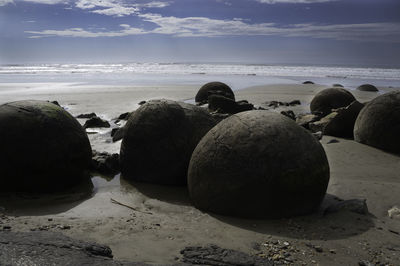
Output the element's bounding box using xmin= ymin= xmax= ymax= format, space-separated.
xmin=1 ymin=62 xmax=400 ymax=91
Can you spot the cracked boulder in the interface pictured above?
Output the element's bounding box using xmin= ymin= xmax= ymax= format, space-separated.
xmin=310 ymin=88 xmax=356 ymax=116
xmin=354 ymin=91 xmax=400 ymax=154
xmin=0 ymin=100 xmax=92 ymax=192
xmin=188 ymin=111 xmax=330 ymax=218
xmin=120 ymin=99 xmax=217 ymax=185
xmin=195 ymin=81 xmax=235 ymax=104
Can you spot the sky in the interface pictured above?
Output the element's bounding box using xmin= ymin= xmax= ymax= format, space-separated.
xmin=0 ymin=0 xmax=400 ymax=67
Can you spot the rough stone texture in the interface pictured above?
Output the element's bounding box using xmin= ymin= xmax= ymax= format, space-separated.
xmin=121 ymin=100 xmax=217 ymax=185
xmin=357 ymin=84 xmax=378 ymax=92
xmin=195 ymin=82 xmax=235 ymax=104
xmin=309 ymin=112 xmax=338 ymax=133
xmin=84 ymin=116 xmax=111 ymax=128
xmin=188 ymin=111 xmax=330 ymax=218
xmin=310 ymin=88 xmax=356 ymax=116
xmin=92 ymin=150 xmax=120 ymax=176
xmin=354 ymin=91 xmax=400 ymax=154
xmin=296 ymin=114 xmax=321 ymax=129
xmin=0 ymin=100 xmax=92 ymax=192
xmin=181 ymin=245 xmax=272 ymax=266
xmin=323 ymin=100 xmax=364 ymax=139
xmin=280 ymin=110 xmax=296 ymax=120
xmin=0 ymin=231 xmax=149 ymax=266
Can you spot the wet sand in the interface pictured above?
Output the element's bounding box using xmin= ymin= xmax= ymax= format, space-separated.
xmin=0 ymin=82 xmax=399 ymax=265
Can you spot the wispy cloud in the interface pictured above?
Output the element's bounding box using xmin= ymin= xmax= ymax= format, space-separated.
xmin=25 ymin=13 xmax=400 ymax=43
xmin=255 ymin=0 xmax=337 ymax=3
xmin=0 ymin=0 xmax=13 ymax=6
xmin=75 ymin=0 xmax=171 ymax=17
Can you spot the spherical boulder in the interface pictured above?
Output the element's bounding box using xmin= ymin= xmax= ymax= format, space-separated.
xmin=357 ymin=84 xmax=378 ymax=92
xmin=120 ymin=99 xmax=217 ymax=185
xmin=195 ymin=82 xmax=235 ymax=104
xmin=0 ymin=100 xmax=92 ymax=192
xmin=310 ymin=88 xmax=356 ymax=116
xmin=354 ymin=91 xmax=400 ymax=154
xmin=188 ymin=111 xmax=330 ymax=218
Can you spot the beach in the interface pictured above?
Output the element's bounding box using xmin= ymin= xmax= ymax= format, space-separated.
xmin=0 ymin=74 xmax=400 ymax=265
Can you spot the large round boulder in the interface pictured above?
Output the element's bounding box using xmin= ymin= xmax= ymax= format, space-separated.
xmin=354 ymin=91 xmax=400 ymax=154
xmin=120 ymin=99 xmax=217 ymax=185
xmin=195 ymin=82 xmax=235 ymax=104
xmin=310 ymin=88 xmax=356 ymax=116
xmin=357 ymin=84 xmax=378 ymax=92
xmin=188 ymin=111 xmax=330 ymax=218
xmin=0 ymin=100 xmax=92 ymax=192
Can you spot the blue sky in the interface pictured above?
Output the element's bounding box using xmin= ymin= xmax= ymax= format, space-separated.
xmin=1 ymin=0 xmax=400 ymax=67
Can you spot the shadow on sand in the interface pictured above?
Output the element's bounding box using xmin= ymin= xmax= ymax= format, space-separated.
xmin=208 ymin=193 xmax=375 ymax=240
xmin=0 ymin=178 xmax=94 ymax=216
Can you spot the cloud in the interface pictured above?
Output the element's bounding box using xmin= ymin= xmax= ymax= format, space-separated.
xmin=0 ymin=0 xmax=13 ymax=6
xmin=75 ymin=0 xmax=171 ymax=17
xmin=25 ymin=13 xmax=400 ymax=43
xmin=255 ymin=0 xmax=336 ymax=3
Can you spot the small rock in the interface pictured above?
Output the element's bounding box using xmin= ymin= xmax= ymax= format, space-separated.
xmin=388 ymin=206 xmax=400 ymax=220
xmin=50 ymin=101 xmax=60 ymax=106
xmin=314 ymin=246 xmax=323 ymax=252
xmin=118 ymin=112 xmax=131 ymax=120
xmin=77 ymin=112 xmax=97 ymax=119
xmin=296 ymin=114 xmax=320 ymax=129
xmin=281 ymin=110 xmax=296 ymax=120
xmin=91 ymin=150 xmax=120 ymax=175
xmin=359 ymin=260 xmax=374 ymax=266
xmin=2 ymin=225 xmax=11 ymax=230
xmin=138 ymin=101 xmax=146 ymax=105
xmin=303 ymin=81 xmax=315 ymax=84
xmin=312 ymin=131 xmax=323 ymax=140
xmin=83 ymin=116 xmax=110 ymax=128
xmin=289 ymin=100 xmax=301 ymax=106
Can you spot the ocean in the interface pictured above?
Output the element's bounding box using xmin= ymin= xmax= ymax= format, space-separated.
xmin=1 ymin=63 xmax=400 ymax=90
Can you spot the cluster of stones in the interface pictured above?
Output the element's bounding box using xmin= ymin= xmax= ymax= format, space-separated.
xmin=119 ymin=82 xmax=330 ymax=218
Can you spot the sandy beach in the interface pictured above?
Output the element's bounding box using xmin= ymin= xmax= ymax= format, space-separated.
xmin=0 ymin=81 xmax=400 ymax=265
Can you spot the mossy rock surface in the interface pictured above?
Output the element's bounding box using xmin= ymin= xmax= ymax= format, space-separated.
xmin=188 ymin=111 xmax=330 ymax=218
xmin=120 ymin=99 xmax=217 ymax=185
xmin=310 ymin=88 xmax=356 ymax=116
xmin=195 ymin=82 xmax=235 ymax=104
xmin=0 ymin=100 xmax=92 ymax=192
xmin=354 ymin=91 xmax=400 ymax=154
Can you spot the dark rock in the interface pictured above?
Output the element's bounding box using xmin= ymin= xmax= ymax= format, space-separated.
xmin=188 ymin=111 xmax=330 ymax=218
xmin=181 ymin=245 xmax=272 ymax=266
xmin=357 ymin=84 xmax=378 ymax=92
xmin=0 ymin=100 xmax=92 ymax=192
xmin=77 ymin=112 xmax=97 ymax=119
xmin=208 ymin=95 xmax=253 ymax=114
xmin=112 ymin=127 xmax=126 ymax=142
xmin=354 ymin=91 xmax=400 ymax=154
xmin=118 ymin=112 xmax=132 ymax=120
xmin=309 ymin=112 xmax=338 ymax=133
xmin=303 ymin=81 xmax=315 ymax=84
xmin=332 ymin=84 xmax=344 ymax=88
xmin=91 ymin=150 xmax=120 ymax=176
xmin=312 ymin=131 xmax=323 ymax=140
xmin=296 ymin=114 xmax=321 ymax=129
xmin=138 ymin=101 xmax=146 ymax=105
xmin=84 ymin=116 xmax=111 ymax=128
xmin=289 ymin=100 xmax=301 ymax=105
xmin=120 ymin=99 xmax=217 ymax=186
xmin=50 ymin=100 xmax=60 ymax=106
xmin=323 ymin=100 xmax=364 ymax=138
xmin=310 ymin=88 xmax=356 ymax=116
xmin=359 ymin=260 xmax=374 ymax=266
xmin=280 ymin=110 xmax=296 ymax=120
xmin=324 ymin=199 xmax=369 ymax=215
xmin=195 ymin=82 xmax=235 ymax=104
xmin=0 ymin=231 xmax=147 ymax=266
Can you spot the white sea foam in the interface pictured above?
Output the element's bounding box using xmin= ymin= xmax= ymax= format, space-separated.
xmin=1 ymin=63 xmax=399 ymax=80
